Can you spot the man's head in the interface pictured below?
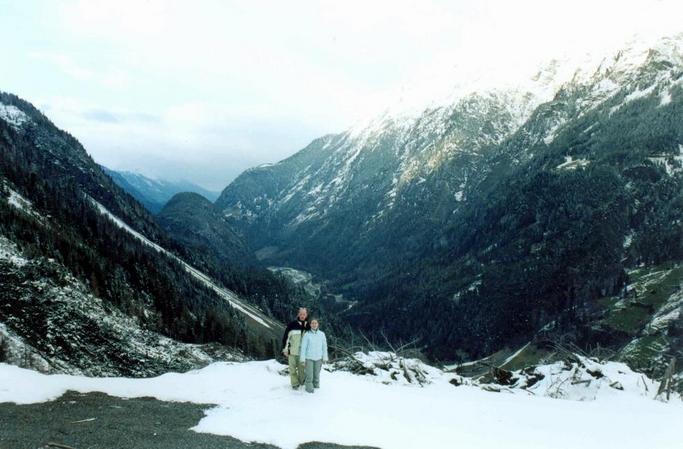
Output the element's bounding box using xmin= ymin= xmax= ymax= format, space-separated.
xmin=297 ymin=307 xmax=308 ymax=321
xmin=310 ymin=319 xmax=319 ymax=330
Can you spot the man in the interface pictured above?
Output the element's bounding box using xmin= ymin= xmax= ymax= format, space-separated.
xmin=282 ymin=307 xmax=310 ymax=389
xmin=299 ymin=318 xmax=329 ymax=393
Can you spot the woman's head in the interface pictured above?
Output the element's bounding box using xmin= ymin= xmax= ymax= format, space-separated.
xmin=310 ymin=318 xmax=320 ymax=330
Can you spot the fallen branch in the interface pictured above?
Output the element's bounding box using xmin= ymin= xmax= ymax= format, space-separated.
xmin=358 ymin=331 xmax=378 ymax=352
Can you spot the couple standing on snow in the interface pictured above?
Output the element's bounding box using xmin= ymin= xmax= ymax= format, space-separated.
xmin=281 ymin=307 xmax=328 ymax=393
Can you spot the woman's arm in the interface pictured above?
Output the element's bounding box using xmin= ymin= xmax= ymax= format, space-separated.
xmin=299 ymin=333 xmax=309 ymax=360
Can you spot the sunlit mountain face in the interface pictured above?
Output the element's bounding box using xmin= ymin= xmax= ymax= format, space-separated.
xmin=216 ymin=34 xmax=683 ymax=364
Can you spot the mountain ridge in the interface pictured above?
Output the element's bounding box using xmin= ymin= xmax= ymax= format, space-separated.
xmin=102 ymin=166 xmax=220 ymax=214
xmin=215 ymin=34 xmax=683 ymax=369
xmin=0 ymin=91 xmax=290 ymax=376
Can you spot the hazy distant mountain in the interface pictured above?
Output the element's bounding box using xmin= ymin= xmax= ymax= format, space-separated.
xmin=102 ymin=167 xmax=220 ymax=214
xmin=217 ymin=34 xmax=683 ymax=373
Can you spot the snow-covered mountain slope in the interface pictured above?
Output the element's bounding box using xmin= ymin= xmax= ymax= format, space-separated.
xmin=217 ymin=85 xmax=544 ymax=237
xmin=0 ymin=190 xmax=271 ymax=375
xmin=216 ymin=33 xmax=683 ymax=362
xmin=0 ymin=92 xmax=288 ymax=375
xmin=218 ymin=33 xmax=683 ymax=250
xmin=217 ymin=33 xmax=682 ymax=277
xmin=0 ymin=235 xmax=245 ymax=376
xmin=1 ymin=353 xmax=680 ymax=449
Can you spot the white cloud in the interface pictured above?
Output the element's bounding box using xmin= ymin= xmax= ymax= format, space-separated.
xmin=29 ymin=52 xmax=95 ymax=82
xmin=4 ymin=0 xmax=682 ymax=189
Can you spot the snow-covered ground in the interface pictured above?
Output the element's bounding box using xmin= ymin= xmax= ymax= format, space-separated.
xmin=1 ymin=355 xmax=681 ymax=449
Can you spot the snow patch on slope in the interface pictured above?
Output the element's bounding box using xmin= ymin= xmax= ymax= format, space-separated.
xmin=0 ymin=103 xmax=29 ymax=129
xmin=647 ymin=145 xmax=683 ymax=175
xmin=7 ymin=189 xmax=32 ymax=212
xmin=2 ymin=184 xmax=45 ymax=223
xmin=0 ymin=323 xmax=53 ymax=372
xmin=645 ymin=288 xmax=683 ymax=334
xmin=0 ymin=236 xmax=29 ymax=267
xmin=556 ymin=156 xmax=590 ymax=170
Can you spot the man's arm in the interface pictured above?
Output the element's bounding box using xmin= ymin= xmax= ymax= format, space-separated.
xmin=281 ymin=322 xmax=292 ymax=354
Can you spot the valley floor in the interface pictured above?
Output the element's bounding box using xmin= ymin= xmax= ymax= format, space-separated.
xmin=1 ymin=360 xmax=681 ymax=449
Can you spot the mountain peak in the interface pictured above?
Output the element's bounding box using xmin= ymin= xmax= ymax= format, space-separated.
xmin=166 ymin=191 xmax=212 ymax=205
xmin=102 ymin=167 xmax=220 ymax=213
xmin=348 ymin=33 xmax=683 ymax=141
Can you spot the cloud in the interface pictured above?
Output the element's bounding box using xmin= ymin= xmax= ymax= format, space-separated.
xmin=82 ymin=109 xmax=120 ymax=123
xmin=29 ymin=52 xmax=95 ymax=82
xmin=34 ymin=95 xmax=319 ymax=190
xmin=52 ymin=0 xmax=683 ymax=124
xmin=5 ymin=0 xmax=683 ymax=190
xmin=81 ymin=109 xmax=160 ymax=124
xmin=29 ymin=51 xmax=133 ymax=91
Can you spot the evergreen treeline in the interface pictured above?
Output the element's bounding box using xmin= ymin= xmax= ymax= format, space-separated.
xmin=214 ymin=64 xmax=683 ymax=362
xmin=0 ymin=92 xmax=299 ymax=359
xmin=348 ymin=84 xmax=683 ymax=360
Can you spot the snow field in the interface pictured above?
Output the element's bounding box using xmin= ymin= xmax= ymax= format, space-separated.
xmin=1 ymin=359 xmax=681 ymax=449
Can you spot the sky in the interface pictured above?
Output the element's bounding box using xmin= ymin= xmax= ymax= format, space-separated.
xmin=1 ymin=0 xmax=681 ymax=190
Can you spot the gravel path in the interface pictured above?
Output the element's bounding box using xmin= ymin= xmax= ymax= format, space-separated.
xmin=0 ymin=391 xmax=378 ymax=449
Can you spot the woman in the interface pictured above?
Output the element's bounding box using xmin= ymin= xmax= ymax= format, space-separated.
xmin=298 ymin=318 xmax=328 ymax=393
